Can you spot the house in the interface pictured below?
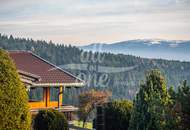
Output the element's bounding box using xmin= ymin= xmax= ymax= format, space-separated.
xmin=9 ymin=51 xmax=84 ymax=120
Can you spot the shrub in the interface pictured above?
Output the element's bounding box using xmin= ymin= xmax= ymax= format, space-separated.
xmin=104 ymin=100 xmax=133 ymax=130
xmin=33 ymin=109 xmax=68 ymax=130
xmin=0 ymin=49 xmax=31 ymax=129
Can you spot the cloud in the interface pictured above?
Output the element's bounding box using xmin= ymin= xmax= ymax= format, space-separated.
xmin=0 ymin=0 xmax=190 ymax=45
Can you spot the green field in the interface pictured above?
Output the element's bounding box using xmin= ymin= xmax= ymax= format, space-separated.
xmin=73 ymin=120 xmax=92 ymax=130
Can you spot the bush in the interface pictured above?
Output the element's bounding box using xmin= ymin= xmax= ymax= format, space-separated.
xmin=0 ymin=49 xmax=31 ymax=129
xmin=104 ymin=100 xmax=133 ymax=130
xmin=33 ymin=109 xmax=68 ymax=130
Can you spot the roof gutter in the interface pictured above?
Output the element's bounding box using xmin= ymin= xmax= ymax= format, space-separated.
xmin=32 ymin=82 xmax=85 ymax=87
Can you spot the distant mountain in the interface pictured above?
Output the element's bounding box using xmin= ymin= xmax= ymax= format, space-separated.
xmin=80 ymin=39 xmax=190 ymax=61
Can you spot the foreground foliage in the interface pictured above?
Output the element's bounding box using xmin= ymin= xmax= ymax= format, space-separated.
xmin=104 ymin=100 xmax=133 ymax=130
xmin=96 ymin=70 xmax=190 ymax=130
xmin=169 ymin=80 xmax=190 ymax=130
xmin=0 ymin=49 xmax=31 ymax=130
xmin=33 ymin=109 xmax=68 ymax=130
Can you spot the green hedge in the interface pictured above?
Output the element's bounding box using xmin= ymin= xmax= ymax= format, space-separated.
xmin=0 ymin=49 xmax=31 ymax=129
xmin=104 ymin=100 xmax=133 ymax=130
xmin=33 ymin=109 xmax=68 ymax=130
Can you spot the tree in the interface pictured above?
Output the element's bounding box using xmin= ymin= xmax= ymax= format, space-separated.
xmin=129 ymin=70 xmax=170 ymax=130
xmin=175 ymin=80 xmax=190 ymax=130
xmin=104 ymin=100 xmax=133 ymax=130
xmin=0 ymin=49 xmax=31 ymax=129
xmin=33 ymin=109 xmax=68 ymax=130
xmin=78 ymin=89 xmax=111 ymax=127
xmin=165 ymin=86 xmax=180 ymax=130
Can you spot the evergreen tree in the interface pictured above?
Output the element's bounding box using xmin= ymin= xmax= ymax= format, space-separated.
xmin=0 ymin=49 xmax=31 ymax=129
xmin=165 ymin=86 xmax=180 ymax=130
xmin=176 ymin=80 xmax=190 ymax=130
xmin=129 ymin=70 xmax=170 ymax=130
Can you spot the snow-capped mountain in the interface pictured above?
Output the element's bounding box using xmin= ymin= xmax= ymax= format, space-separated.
xmin=80 ymin=39 xmax=190 ymax=61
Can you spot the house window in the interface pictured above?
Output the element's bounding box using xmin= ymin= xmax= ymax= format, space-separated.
xmin=28 ymin=87 xmax=43 ymax=102
xmin=50 ymin=87 xmax=59 ymax=101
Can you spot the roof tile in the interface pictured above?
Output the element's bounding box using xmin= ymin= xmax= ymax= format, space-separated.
xmin=9 ymin=51 xmax=83 ymax=85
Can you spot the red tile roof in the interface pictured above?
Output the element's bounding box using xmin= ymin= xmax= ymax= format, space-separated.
xmin=9 ymin=51 xmax=84 ymax=87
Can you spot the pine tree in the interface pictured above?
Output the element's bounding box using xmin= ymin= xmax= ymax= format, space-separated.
xmin=129 ymin=70 xmax=170 ymax=130
xmin=176 ymin=80 xmax=190 ymax=130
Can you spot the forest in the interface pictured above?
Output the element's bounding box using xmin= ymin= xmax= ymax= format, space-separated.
xmin=0 ymin=34 xmax=190 ymax=104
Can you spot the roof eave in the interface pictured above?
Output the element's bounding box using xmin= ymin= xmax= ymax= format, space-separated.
xmin=32 ymin=82 xmax=85 ymax=87
xmin=18 ymin=70 xmax=41 ymax=81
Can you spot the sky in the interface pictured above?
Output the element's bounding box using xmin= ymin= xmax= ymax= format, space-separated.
xmin=0 ymin=0 xmax=190 ymax=45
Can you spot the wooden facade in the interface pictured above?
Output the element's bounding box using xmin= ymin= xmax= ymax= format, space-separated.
xmin=28 ymin=87 xmax=63 ymax=109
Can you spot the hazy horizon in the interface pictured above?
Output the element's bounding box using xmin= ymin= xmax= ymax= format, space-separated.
xmin=0 ymin=0 xmax=190 ymax=45
xmin=1 ymin=33 xmax=190 ymax=47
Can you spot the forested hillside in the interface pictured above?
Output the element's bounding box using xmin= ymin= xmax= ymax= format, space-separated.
xmin=1 ymin=34 xmax=190 ymax=104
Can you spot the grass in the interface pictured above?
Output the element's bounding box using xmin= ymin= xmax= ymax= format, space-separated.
xmin=73 ymin=120 xmax=93 ymax=130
